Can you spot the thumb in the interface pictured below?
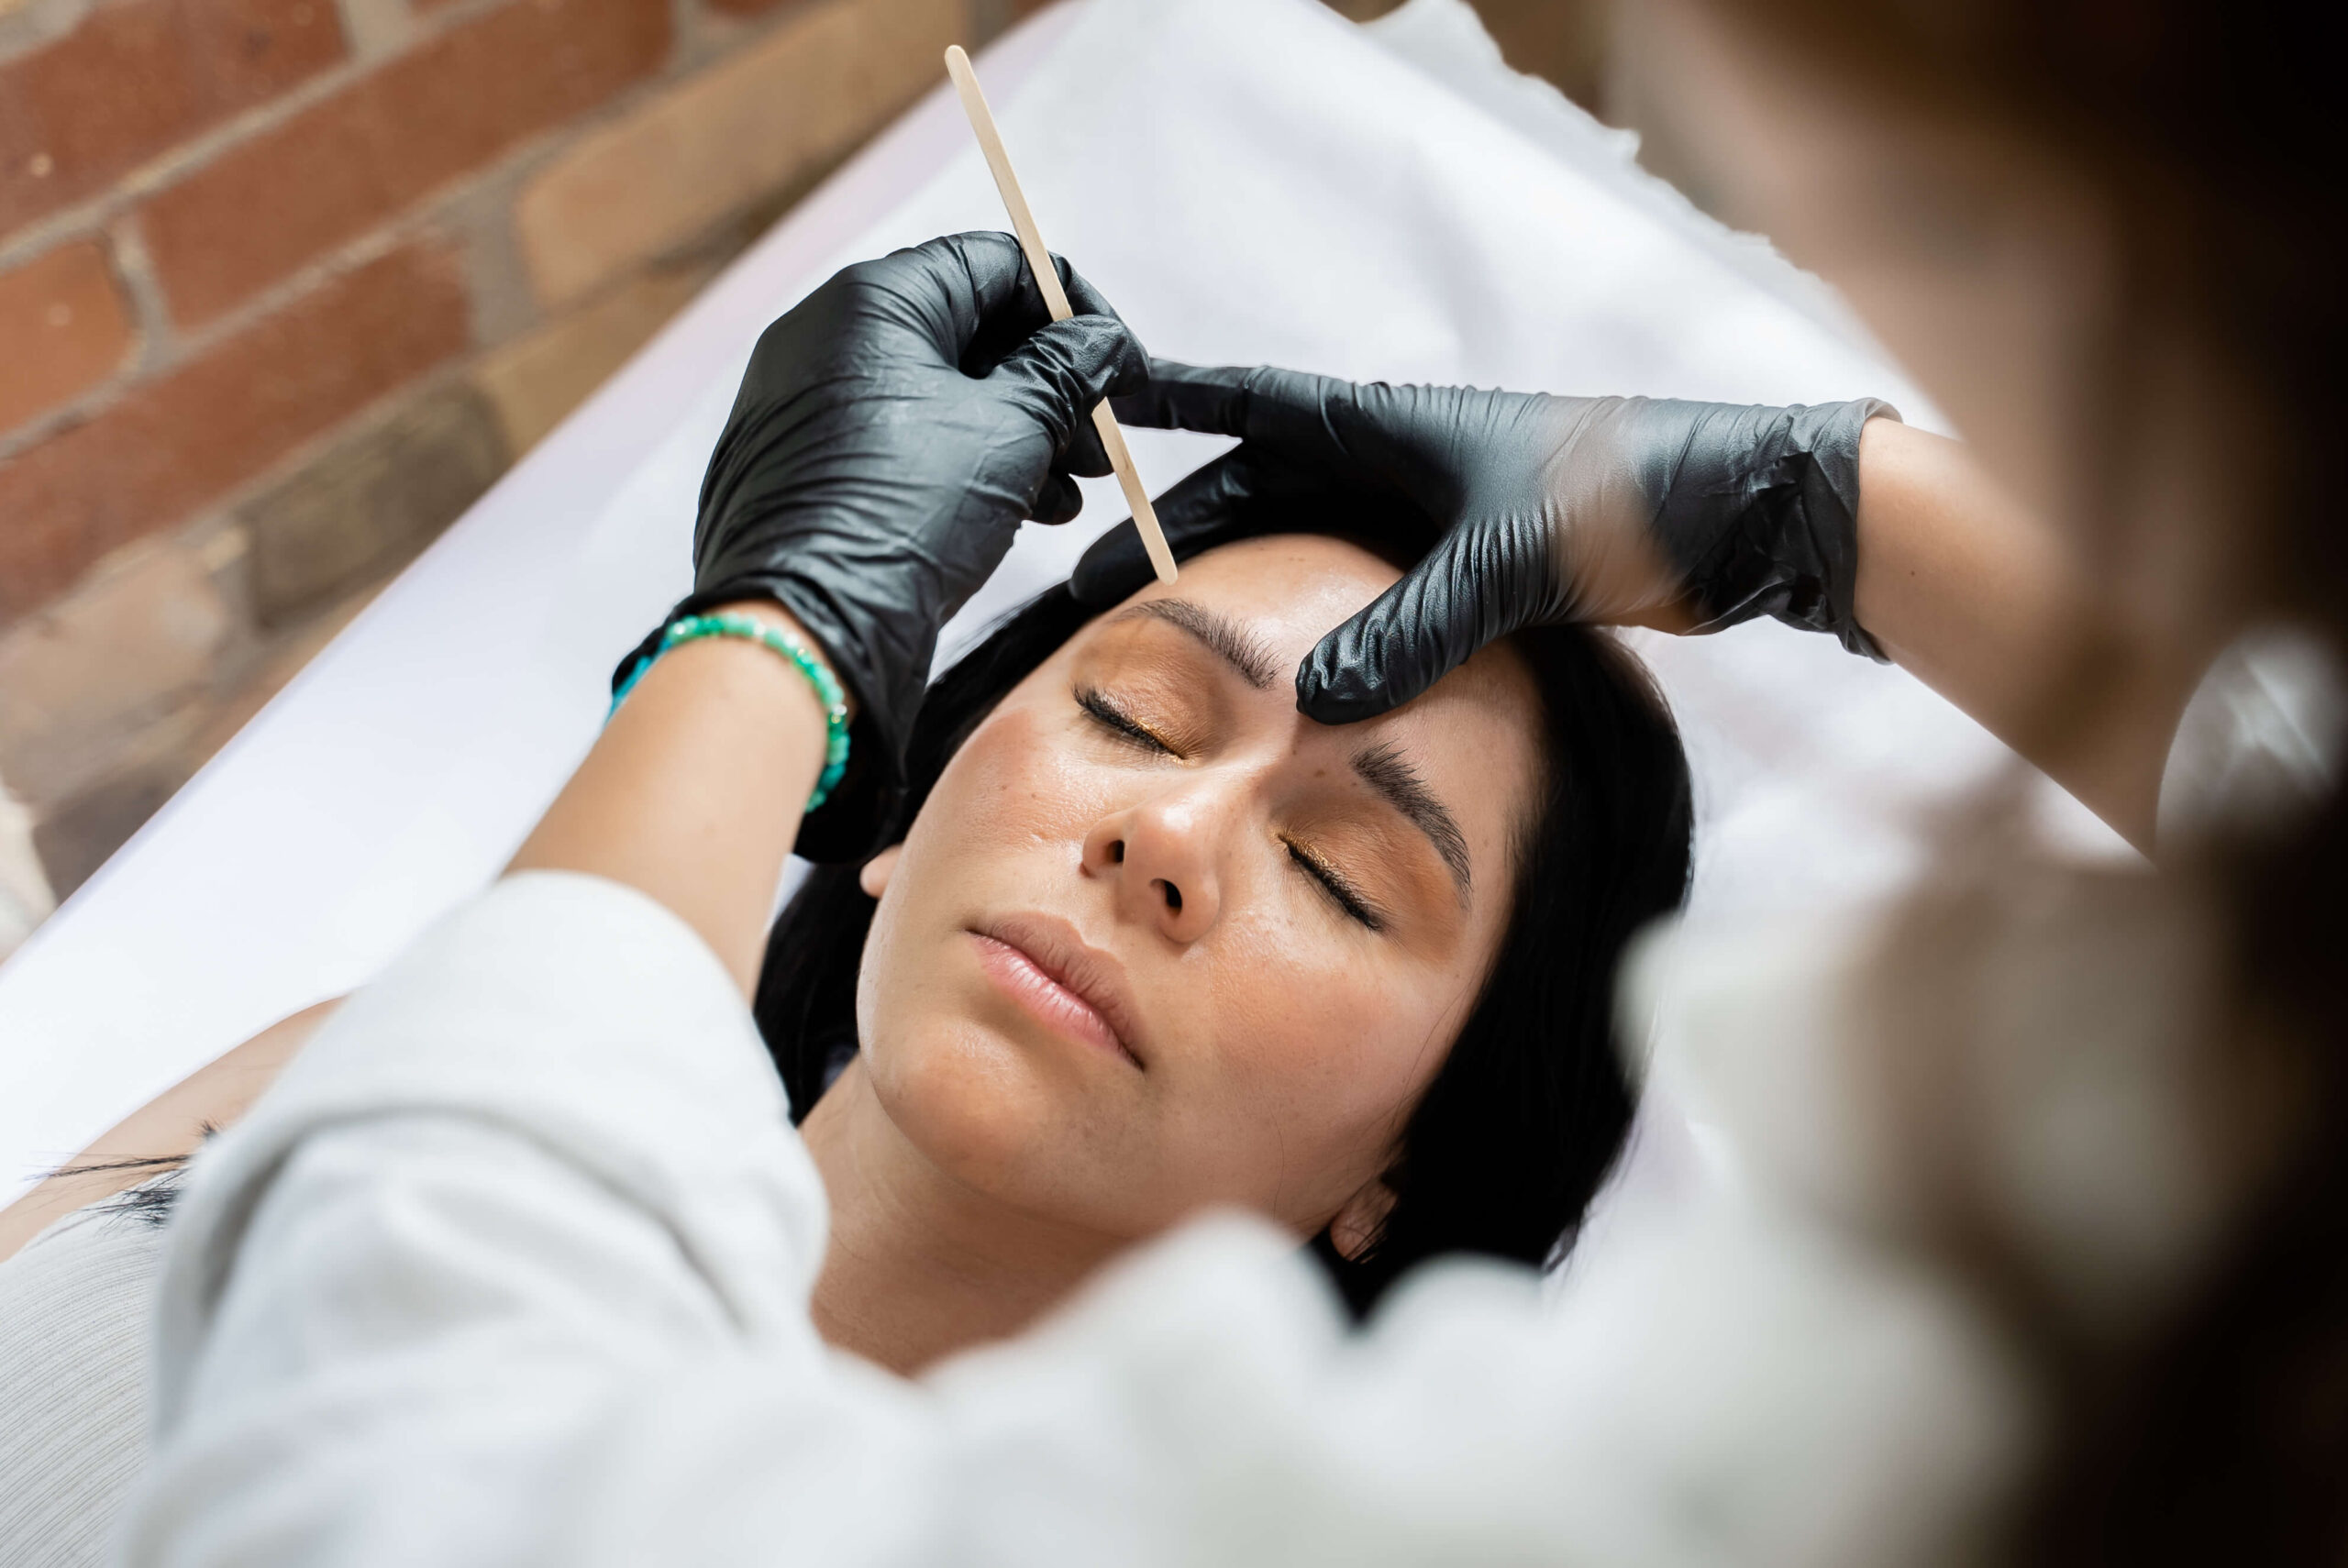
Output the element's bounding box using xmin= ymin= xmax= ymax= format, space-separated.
xmin=1296 ymin=516 xmax=1547 ymax=723
xmin=989 ymin=315 xmax=1149 ymax=442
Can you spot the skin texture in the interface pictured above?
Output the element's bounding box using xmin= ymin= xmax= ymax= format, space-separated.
xmin=1850 ymin=419 xmax=2200 ymax=847
xmin=802 ymin=536 xmax=1545 ymax=1371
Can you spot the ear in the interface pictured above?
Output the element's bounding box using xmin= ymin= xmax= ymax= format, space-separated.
xmin=857 ymin=844 xmax=904 ymax=899
xmin=1327 ymin=1177 xmax=1399 ymax=1264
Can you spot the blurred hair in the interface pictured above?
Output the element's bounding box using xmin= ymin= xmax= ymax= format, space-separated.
xmin=1710 ymin=0 xmax=2348 ymax=1555
xmin=753 ymin=569 xmax=1693 ymax=1316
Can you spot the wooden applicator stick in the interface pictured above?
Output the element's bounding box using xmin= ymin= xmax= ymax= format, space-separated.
xmin=945 ymin=44 xmax=1178 ymax=585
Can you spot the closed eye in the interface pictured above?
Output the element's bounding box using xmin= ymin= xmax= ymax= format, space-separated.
xmin=1285 ymin=839 xmax=1385 ymax=932
xmin=1075 ymin=685 xmax=1176 ymax=755
xmin=1078 ymin=684 xmax=1382 ymax=931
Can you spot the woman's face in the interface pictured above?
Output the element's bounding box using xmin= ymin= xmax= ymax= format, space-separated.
xmin=851 ymin=536 xmax=1545 ymax=1244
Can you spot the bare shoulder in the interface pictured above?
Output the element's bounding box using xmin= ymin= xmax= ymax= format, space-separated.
xmin=0 ymin=999 xmax=343 ymax=1264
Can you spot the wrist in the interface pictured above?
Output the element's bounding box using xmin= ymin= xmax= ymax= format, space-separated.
xmin=708 ymin=600 xmax=856 ymax=723
xmin=609 ymin=603 xmax=854 ymax=812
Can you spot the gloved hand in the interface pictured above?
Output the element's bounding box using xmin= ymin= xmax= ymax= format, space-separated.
xmin=1075 ymin=362 xmax=1895 ymax=722
xmin=631 ymin=231 xmax=1148 ymax=856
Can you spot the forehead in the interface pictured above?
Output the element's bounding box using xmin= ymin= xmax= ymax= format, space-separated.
xmin=1122 ymin=534 xmax=1408 ymax=655
xmin=1099 ymin=533 xmax=1547 ymax=826
xmin=1118 ymin=535 xmax=1535 ymax=706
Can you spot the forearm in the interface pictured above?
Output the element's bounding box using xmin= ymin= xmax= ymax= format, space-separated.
xmin=1852 ymin=419 xmax=2203 ymax=850
xmin=507 ymin=602 xmax=839 ymax=994
xmin=5 ymin=609 xmax=831 ymax=1255
xmin=129 ymin=875 xmax=836 ymax=1568
xmin=6 ymin=611 xmax=829 ymax=1257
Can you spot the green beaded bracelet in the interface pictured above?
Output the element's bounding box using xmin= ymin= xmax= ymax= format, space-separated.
xmin=610 ymin=612 xmax=852 ymax=811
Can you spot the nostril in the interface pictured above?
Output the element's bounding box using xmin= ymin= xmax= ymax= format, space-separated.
xmin=1110 ymin=840 xmax=1125 ymax=864
xmin=1156 ymin=879 xmax=1182 ymax=914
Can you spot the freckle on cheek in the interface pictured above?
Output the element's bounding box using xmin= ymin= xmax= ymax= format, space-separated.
xmin=945 ymin=710 xmax=1087 ymax=840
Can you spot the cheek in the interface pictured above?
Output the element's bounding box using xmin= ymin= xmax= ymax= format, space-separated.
xmin=858 ymin=705 xmax=1080 ymax=1040
xmin=1164 ymin=911 xmax=1482 ymax=1221
xmin=853 ymin=705 xmax=1146 ymax=1182
xmin=912 ymin=704 xmax=1114 ymax=853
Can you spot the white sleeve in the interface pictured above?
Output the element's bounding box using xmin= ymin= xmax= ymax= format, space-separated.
xmin=125 ymin=875 xmax=2019 ymax=1568
xmin=2155 ymin=624 xmax=2344 ymax=846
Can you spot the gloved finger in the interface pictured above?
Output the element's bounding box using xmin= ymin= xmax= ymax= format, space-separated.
xmin=1063 ymin=411 xmax=1111 ymax=477
xmin=1107 ymin=360 xmax=1250 ymax=434
xmin=833 ymin=234 xmax=1049 ymax=374
xmin=949 ymin=237 xmax=1133 ymax=376
xmin=1030 ymin=471 xmax=1084 ymax=526
xmin=1048 ymin=259 xmax=1124 ymax=479
xmin=1112 ymin=362 xmax=1369 ymax=462
xmin=987 ymin=315 xmax=1150 ymax=445
xmin=1294 ymin=520 xmax=1537 ymax=723
xmin=947 ymin=229 xmax=1056 ymax=331
xmin=1058 ymin=257 xmax=1124 ymax=323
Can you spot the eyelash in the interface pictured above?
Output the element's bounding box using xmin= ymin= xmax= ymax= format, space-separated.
xmin=1283 ymin=839 xmax=1385 ymax=932
xmin=1073 ymin=685 xmax=1384 ymax=933
xmin=1074 ymin=685 xmax=1172 ymax=753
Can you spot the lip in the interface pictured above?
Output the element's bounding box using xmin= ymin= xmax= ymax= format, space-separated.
xmin=970 ymin=913 xmax=1146 ymax=1069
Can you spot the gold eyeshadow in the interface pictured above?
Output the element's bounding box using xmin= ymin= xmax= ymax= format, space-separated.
xmin=1062 ymin=612 xmax=1464 ymax=937
xmin=1280 ymin=835 xmax=1387 ymax=931
xmin=1072 ymin=685 xmax=1180 ymax=755
xmin=1067 ymin=620 xmax=1228 ymax=754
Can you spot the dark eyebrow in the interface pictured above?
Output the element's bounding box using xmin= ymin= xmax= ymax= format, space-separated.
xmin=1108 ymin=599 xmax=1280 ymax=690
xmin=1352 ymin=741 xmax=1472 ymax=898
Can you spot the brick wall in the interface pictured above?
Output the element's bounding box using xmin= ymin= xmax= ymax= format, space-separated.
xmin=0 ymin=0 xmax=1059 ymax=915
xmin=0 ymin=0 xmax=1595 ymax=938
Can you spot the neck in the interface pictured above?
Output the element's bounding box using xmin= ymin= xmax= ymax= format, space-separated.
xmin=799 ymin=1059 xmax=1124 ymax=1375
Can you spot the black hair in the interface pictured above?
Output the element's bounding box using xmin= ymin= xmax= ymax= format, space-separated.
xmin=753 ymin=573 xmax=1693 ymax=1317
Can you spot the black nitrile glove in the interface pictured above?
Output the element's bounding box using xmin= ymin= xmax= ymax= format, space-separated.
xmin=1075 ymin=362 xmax=1896 ymax=722
xmin=627 ymin=232 xmax=1148 ymax=858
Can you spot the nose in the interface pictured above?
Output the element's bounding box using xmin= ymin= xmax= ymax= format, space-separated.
xmin=1081 ymin=787 xmax=1225 ymax=944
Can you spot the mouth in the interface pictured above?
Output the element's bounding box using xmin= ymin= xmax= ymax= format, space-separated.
xmin=969 ymin=914 xmax=1146 ymax=1070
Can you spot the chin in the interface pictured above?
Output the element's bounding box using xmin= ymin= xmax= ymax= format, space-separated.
xmin=869 ymin=1017 xmax=1077 ymax=1193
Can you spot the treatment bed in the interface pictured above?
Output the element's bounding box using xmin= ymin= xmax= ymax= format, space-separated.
xmin=0 ymin=0 xmax=2125 ymax=1205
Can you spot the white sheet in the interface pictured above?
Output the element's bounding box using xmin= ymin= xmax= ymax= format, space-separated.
xmin=0 ymin=0 xmax=2124 ymax=1203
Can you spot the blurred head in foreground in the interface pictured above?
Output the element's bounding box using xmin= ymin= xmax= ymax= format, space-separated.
xmin=1616 ymin=0 xmax=2346 ymax=1555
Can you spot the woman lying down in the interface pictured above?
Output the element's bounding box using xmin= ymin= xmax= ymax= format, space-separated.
xmin=0 ymin=236 xmax=1699 ymax=1562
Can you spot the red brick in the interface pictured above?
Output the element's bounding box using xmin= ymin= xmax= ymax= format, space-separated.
xmin=0 ymin=241 xmax=136 ymax=435
xmin=0 ymin=0 xmax=346 ymax=237
xmin=185 ymin=0 xmax=349 ymax=102
xmin=516 ymin=0 xmax=952 ymax=307
xmin=0 ymin=243 xmax=467 ymax=624
xmin=143 ymin=0 xmax=670 ymax=327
